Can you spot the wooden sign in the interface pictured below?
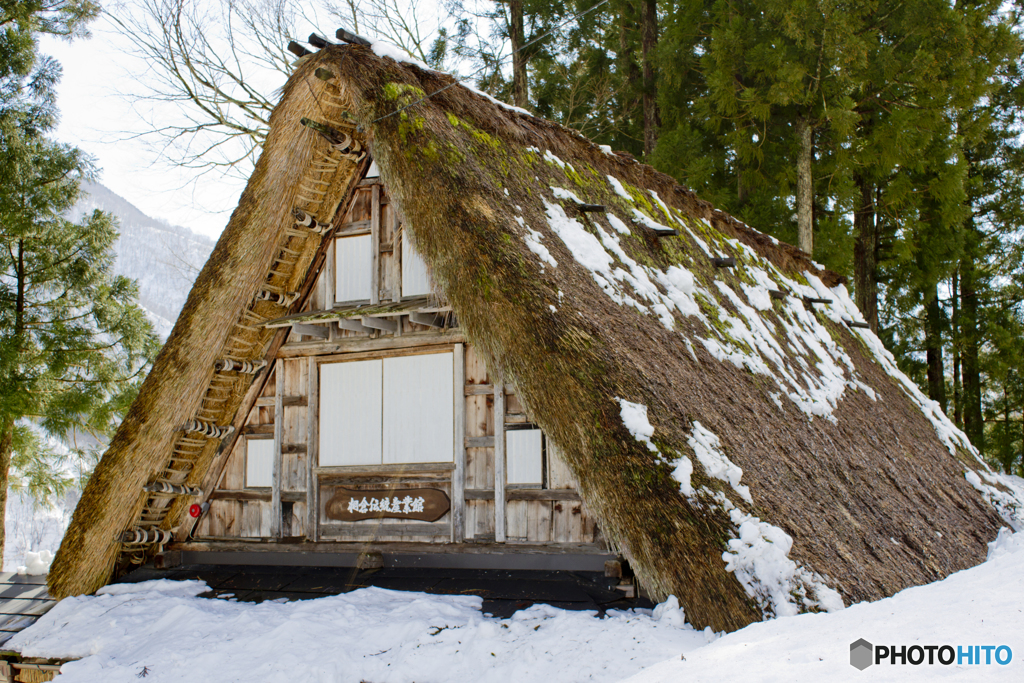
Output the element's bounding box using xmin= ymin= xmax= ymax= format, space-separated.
xmin=324 ymin=487 xmax=450 ymax=522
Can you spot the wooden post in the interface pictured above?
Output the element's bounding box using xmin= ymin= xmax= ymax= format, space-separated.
xmin=371 ymin=183 xmax=380 ymax=305
xmin=389 ymin=208 xmax=400 ymax=301
xmin=452 ymin=344 xmax=465 ymax=542
xmin=306 ymin=356 xmax=319 ymax=541
xmin=494 ymin=377 xmax=506 ymax=543
xmin=271 ymin=363 xmax=284 ymax=538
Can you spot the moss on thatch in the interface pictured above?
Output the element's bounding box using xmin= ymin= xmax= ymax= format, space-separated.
xmin=49 ymin=44 xmax=1013 ymax=634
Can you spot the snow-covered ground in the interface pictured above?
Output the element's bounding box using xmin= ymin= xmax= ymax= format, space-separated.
xmin=8 ymin=528 xmax=1024 ymax=682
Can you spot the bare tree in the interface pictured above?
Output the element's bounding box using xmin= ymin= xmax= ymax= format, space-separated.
xmin=107 ymin=0 xmax=450 ymax=176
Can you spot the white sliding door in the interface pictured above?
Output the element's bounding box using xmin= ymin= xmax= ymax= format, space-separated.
xmin=319 ymin=359 xmax=382 ymax=466
xmin=401 ymin=232 xmax=433 ymax=297
xmin=382 ymin=352 xmax=454 ymax=464
xmin=335 ymin=234 xmax=372 ymax=302
xmin=507 ymin=429 xmax=544 ymax=486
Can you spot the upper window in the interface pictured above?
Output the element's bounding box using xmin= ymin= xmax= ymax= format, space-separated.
xmin=319 ymin=351 xmax=455 ymax=466
xmin=402 ymin=232 xmax=432 ymax=297
xmin=335 ymin=234 xmax=372 ymax=303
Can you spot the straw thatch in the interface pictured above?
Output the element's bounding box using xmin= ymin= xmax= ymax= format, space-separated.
xmin=49 ymin=43 xmax=1019 ymax=633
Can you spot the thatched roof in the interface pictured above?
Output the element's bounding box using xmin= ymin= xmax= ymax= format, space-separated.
xmin=49 ymin=43 xmax=1022 ymax=633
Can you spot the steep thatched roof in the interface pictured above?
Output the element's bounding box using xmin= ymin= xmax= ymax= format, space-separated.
xmin=50 ymin=43 xmax=1022 ymax=633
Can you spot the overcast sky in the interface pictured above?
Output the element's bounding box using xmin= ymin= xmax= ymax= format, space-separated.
xmin=39 ymin=2 xmax=490 ymax=239
xmin=41 ymin=15 xmax=275 ymax=239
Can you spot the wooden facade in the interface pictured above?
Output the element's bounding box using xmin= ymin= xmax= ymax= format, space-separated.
xmin=189 ymin=168 xmax=607 ymax=565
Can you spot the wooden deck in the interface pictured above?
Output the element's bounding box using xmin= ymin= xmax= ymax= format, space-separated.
xmin=0 ymin=573 xmax=61 ymax=682
xmin=0 ymin=574 xmax=53 ymax=648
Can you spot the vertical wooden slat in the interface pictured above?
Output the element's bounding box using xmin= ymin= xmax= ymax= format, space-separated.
xmin=306 ymin=356 xmax=319 ymax=541
xmin=389 ymin=210 xmax=401 ymax=301
xmin=494 ymin=377 xmax=506 ymax=543
xmin=325 ymin=238 xmax=335 ymax=305
xmin=371 ymin=183 xmax=380 ymax=305
xmin=452 ymin=343 xmax=465 ymax=542
xmin=271 ymin=365 xmax=284 ymax=538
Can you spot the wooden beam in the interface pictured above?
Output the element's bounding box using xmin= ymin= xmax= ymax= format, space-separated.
xmin=278 ymin=333 xmax=466 ymax=358
xmin=465 ymin=489 xmax=581 ymax=501
xmin=291 ymin=323 xmax=329 ymax=339
xmin=464 ymin=383 xmax=516 ymax=396
xmin=282 ymin=443 xmax=307 ymax=454
xmin=337 ymin=318 xmax=370 ymax=333
xmin=494 ymin=379 xmax=506 ymax=543
xmin=370 ymin=183 xmax=380 ymax=305
xmin=271 ymin=366 xmax=284 ymax=538
xmin=307 ymin=355 xmax=319 ymax=542
xmin=410 ymin=312 xmax=446 ymax=328
xmin=314 ymin=462 xmax=455 ymax=477
xmin=241 ymin=424 xmax=275 ymax=436
xmin=209 ymin=490 xmax=306 ymax=503
xmin=465 ymin=436 xmax=494 ymax=448
xmin=452 ymin=343 xmax=465 ymax=543
xmin=320 ymin=523 xmax=450 ymax=537
xmin=388 ymin=207 xmax=400 ymax=301
xmin=325 ymin=238 xmax=336 ymax=309
xmin=255 ymin=395 xmax=306 ymax=408
xmin=361 ymin=316 xmax=398 ymax=333
xmin=336 ymin=219 xmax=371 ymax=235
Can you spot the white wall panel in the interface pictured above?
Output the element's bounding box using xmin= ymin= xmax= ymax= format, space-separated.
xmin=319 ymin=359 xmax=382 ymax=466
xmin=401 ymin=232 xmax=433 ymax=297
xmin=382 ymin=352 xmax=454 ymax=464
xmin=246 ymin=438 xmax=274 ymax=488
xmin=335 ymin=234 xmax=372 ymax=302
xmin=507 ymin=429 xmax=544 ymax=486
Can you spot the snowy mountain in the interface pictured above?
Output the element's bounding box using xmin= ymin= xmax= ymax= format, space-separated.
xmin=72 ymin=182 xmax=215 ymax=338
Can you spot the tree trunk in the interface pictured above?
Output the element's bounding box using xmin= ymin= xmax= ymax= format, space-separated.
xmin=853 ymin=176 xmax=878 ymax=331
xmin=795 ymin=116 xmax=813 ymax=255
xmin=0 ymin=420 xmax=13 ymax=558
xmin=961 ymin=244 xmax=984 ymax=451
xmin=951 ymin=271 xmax=962 ymax=429
xmin=924 ymin=284 xmax=947 ymax=413
xmin=509 ymin=0 xmax=529 ymax=109
xmin=640 ymin=0 xmax=660 ymax=156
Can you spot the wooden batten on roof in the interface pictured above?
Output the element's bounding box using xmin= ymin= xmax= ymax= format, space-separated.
xmin=49 ymin=40 xmax=1015 ymax=635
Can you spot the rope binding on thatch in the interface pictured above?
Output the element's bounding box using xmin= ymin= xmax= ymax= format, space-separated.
xmin=182 ymin=419 xmax=235 ymax=440
xmin=256 ymin=289 xmax=300 ymax=307
xmin=142 ymin=481 xmax=202 ymax=497
xmin=214 ymin=358 xmax=267 ymax=374
xmin=299 ymin=117 xmax=366 ymax=162
xmin=712 ymin=257 xmax=736 ymax=268
xmin=292 ymin=207 xmax=330 ymax=234
xmin=117 ymin=528 xmax=174 ymax=545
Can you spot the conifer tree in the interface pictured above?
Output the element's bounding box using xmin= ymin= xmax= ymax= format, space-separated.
xmin=0 ymin=1 xmax=158 ymax=551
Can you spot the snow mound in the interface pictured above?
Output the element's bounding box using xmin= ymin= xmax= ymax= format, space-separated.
xmin=623 ymin=529 xmax=1024 ymax=683
xmin=16 ymin=550 xmax=53 ymax=576
xmin=9 ymin=583 xmax=707 ymax=683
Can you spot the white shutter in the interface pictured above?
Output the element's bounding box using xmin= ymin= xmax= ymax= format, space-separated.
xmin=507 ymin=429 xmax=544 ymax=486
xmin=246 ymin=438 xmax=274 ymax=488
xmin=319 ymin=359 xmax=383 ymax=466
xmin=401 ymin=231 xmax=433 ymax=297
xmin=382 ymin=352 xmax=454 ymax=464
xmin=335 ymin=234 xmax=372 ymax=302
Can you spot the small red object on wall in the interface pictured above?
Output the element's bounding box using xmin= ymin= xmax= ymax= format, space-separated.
xmin=189 ymin=503 xmax=202 ymax=518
